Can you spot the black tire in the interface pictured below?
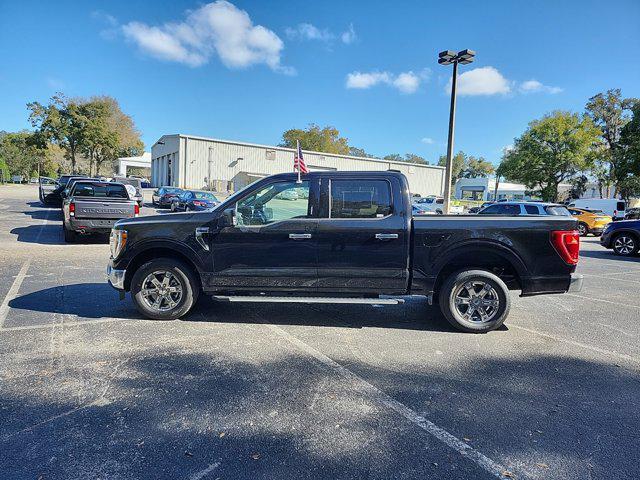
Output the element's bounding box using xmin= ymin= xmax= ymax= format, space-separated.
xmin=130 ymin=258 xmax=200 ymax=320
xmin=185 ymin=205 xmax=191 ymax=212
xmin=612 ymin=233 xmax=638 ymax=256
xmin=577 ymin=222 xmax=589 ymax=237
xmin=438 ymin=269 xmax=511 ymax=333
xmin=63 ymin=224 xmax=77 ymax=243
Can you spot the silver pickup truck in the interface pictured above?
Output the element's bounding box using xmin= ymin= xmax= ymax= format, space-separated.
xmin=62 ymin=181 xmax=139 ymax=242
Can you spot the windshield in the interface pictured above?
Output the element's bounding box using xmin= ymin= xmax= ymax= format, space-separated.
xmin=544 ymin=205 xmax=571 ymax=216
xmin=161 ymin=187 xmax=182 ymax=194
xmin=194 ymin=192 xmax=218 ymax=201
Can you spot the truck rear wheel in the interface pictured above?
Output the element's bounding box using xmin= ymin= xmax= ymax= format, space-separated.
xmin=131 ymin=258 xmax=199 ymax=320
xmin=438 ymin=269 xmax=510 ymax=333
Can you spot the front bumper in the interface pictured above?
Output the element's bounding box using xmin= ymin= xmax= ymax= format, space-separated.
xmin=568 ymin=273 xmax=583 ymax=293
xmin=107 ymin=264 xmax=126 ymax=290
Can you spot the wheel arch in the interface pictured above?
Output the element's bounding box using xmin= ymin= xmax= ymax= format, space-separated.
xmin=431 ymin=242 xmax=528 ymax=298
xmin=124 ymin=246 xmax=202 ymax=292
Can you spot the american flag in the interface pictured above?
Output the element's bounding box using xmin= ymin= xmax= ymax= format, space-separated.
xmin=294 ymin=140 xmax=308 ymax=174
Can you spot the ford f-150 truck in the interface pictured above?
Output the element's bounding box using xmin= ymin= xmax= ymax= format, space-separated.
xmin=63 ymin=181 xmax=139 ymax=242
xmin=107 ymin=171 xmax=582 ymax=333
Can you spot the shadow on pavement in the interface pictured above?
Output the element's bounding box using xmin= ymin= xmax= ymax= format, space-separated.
xmin=9 ymin=283 xmax=458 ymax=333
xmin=0 ymin=346 xmax=637 ymax=479
xmin=10 ymin=225 xmax=109 ymax=245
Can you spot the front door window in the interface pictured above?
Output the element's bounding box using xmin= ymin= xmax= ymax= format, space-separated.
xmin=236 ymin=181 xmax=310 ymax=226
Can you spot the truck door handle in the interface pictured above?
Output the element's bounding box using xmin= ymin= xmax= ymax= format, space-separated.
xmin=375 ymin=233 xmax=399 ymax=240
xmin=289 ymin=233 xmax=312 ymax=240
xmin=195 ymin=227 xmax=210 ymax=251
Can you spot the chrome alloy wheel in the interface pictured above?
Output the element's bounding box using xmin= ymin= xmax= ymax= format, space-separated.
xmin=141 ymin=270 xmax=183 ymax=312
xmin=453 ymin=280 xmax=500 ymax=323
xmin=614 ymin=236 xmax=635 ymax=255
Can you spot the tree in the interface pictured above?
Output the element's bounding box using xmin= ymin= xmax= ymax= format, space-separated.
xmin=404 ymin=153 xmax=428 ymax=165
xmin=438 ymin=151 xmax=467 ymax=184
xmin=585 ymin=89 xmax=638 ymax=195
xmin=618 ymin=103 xmax=640 ymax=180
xmin=461 ymin=156 xmax=494 ymax=178
xmin=348 ymin=146 xmax=375 ymax=158
xmin=280 ymin=124 xmax=349 ymax=155
xmin=383 ymin=153 xmax=402 ymax=162
xmin=498 ymin=111 xmax=601 ymax=202
xmin=568 ymin=174 xmax=589 ymax=199
xmin=27 ymin=94 xmax=86 ymax=174
xmin=617 ymin=176 xmax=640 ymax=201
xmin=0 ymin=131 xmax=51 ymax=179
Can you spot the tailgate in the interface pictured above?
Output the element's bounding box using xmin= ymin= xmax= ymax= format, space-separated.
xmin=73 ymin=198 xmax=136 ymax=220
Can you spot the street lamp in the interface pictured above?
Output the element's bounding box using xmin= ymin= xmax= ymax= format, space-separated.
xmin=438 ymin=49 xmax=475 ymax=214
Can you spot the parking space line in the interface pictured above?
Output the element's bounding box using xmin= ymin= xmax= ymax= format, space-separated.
xmin=188 ymin=462 xmax=221 ymax=480
xmin=565 ymin=293 xmax=640 ymax=310
xmin=0 ymin=317 xmax=131 ymax=333
xmin=266 ymin=323 xmax=515 ymax=480
xmin=511 ymin=325 xmax=639 ymax=365
xmin=582 ymin=273 xmax=640 ymax=285
xmin=0 ymin=259 xmax=31 ymax=329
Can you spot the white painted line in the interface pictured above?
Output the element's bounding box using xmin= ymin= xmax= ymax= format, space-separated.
xmin=266 ymin=324 xmax=515 ymax=480
xmin=188 ymin=462 xmax=221 ymax=480
xmin=582 ymin=273 xmax=640 ymax=285
xmin=565 ymin=293 xmax=640 ymax=310
xmin=0 ymin=260 xmax=31 ymax=329
xmin=511 ymin=325 xmax=639 ymax=365
xmin=599 ymin=267 xmax=640 ymax=275
xmin=0 ymin=317 xmax=131 ymax=333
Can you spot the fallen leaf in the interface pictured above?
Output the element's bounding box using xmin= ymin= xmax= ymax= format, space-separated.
xmin=463 ymin=437 xmax=472 ymax=442
xmin=502 ymin=471 xmax=515 ymax=478
xmin=219 ymin=432 xmax=226 ymax=438
xmin=184 ymin=451 xmax=194 ymax=457
xmin=251 ymin=453 xmax=261 ymax=460
xmin=536 ymin=463 xmax=549 ymax=469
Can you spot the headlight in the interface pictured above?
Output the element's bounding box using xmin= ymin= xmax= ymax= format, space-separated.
xmin=110 ymin=229 xmax=128 ymax=258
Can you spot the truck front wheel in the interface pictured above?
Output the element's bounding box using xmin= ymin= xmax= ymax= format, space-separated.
xmin=130 ymin=258 xmax=199 ymax=320
xmin=438 ymin=270 xmax=510 ymax=333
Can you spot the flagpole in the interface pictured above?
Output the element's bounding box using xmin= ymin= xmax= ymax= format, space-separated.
xmin=296 ymin=140 xmax=301 ymax=184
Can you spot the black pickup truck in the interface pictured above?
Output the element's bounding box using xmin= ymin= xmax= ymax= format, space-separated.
xmin=107 ymin=171 xmax=582 ymax=333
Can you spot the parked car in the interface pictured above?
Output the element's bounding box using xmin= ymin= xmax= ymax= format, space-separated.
xmin=112 ymin=176 xmax=144 ymax=207
xmin=568 ymin=199 xmax=626 ymax=221
xmin=62 ymin=181 xmax=139 ymax=243
xmin=170 ymin=190 xmax=220 ymax=212
xmin=107 ymin=171 xmax=581 ymax=334
xmin=624 ymin=207 xmax=640 ymax=220
xmin=468 ymin=202 xmax=494 ymax=214
xmin=39 ymin=174 xmax=84 ymax=206
xmin=478 ymin=202 xmax=571 ymax=216
xmin=414 ymin=196 xmax=463 ymax=214
xmin=61 ymin=177 xmax=99 ymax=206
xmin=600 ymin=220 xmax=640 ymax=256
xmin=567 ymin=207 xmax=612 ymax=236
xmin=276 ymin=189 xmax=299 ymax=201
xmin=152 ymin=186 xmax=184 ymax=208
xmin=412 ymin=204 xmax=436 ymax=215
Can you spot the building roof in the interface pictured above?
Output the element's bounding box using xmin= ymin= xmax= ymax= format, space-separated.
xmin=153 ymin=134 xmax=445 ymax=172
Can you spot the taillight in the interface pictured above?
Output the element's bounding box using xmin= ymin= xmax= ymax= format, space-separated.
xmin=550 ymin=230 xmax=580 ymax=265
xmin=193 ymin=200 xmax=206 ymax=207
xmin=69 ymin=202 xmax=75 ymax=216
xmin=134 ymin=203 xmax=140 ymax=217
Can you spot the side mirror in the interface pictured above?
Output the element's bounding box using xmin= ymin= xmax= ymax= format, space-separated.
xmin=62 ymin=188 xmax=70 ymax=198
xmin=220 ymin=207 xmax=237 ymax=227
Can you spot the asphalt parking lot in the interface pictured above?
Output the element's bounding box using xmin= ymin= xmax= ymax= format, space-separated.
xmin=1 ymin=184 xmax=639 ymax=480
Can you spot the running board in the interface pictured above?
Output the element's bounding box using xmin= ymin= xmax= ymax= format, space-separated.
xmin=211 ymin=295 xmax=404 ymax=305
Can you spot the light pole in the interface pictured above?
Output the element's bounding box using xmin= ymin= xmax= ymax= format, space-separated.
xmin=438 ymin=49 xmax=475 ymax=213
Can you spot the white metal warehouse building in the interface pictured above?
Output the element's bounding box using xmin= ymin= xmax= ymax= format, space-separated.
xmin=151 ymin=134 xmax=445 ymax=197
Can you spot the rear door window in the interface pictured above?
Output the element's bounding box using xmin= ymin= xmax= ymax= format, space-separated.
xmin=329 ymin=179 xmax=392 ymax=218
xmin=480 ymin=204 xmax=521 ymax=215
xmin=524 ymin=205 xmax=540 ymax=215
xmin=617 ymin=202 xmax=626 ymax=211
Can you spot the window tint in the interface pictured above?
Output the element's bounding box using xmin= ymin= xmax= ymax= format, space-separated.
xmin=236 ymin=181 xmax=310 ymax=226
xmin=617 ymin=202 xmax=626 ymax=211
xmin=435 ymin=198 xmax=444 ymax=204
xmin=330 ymin=180 xmax=392 ymax=219
xmin=479 ymin=204 xmax=521 ymax=215
xmin=524 ymin=205 xmax=540 ymax=215
xmin=194 ymin=192 xmax=218 ymax=201
xmin=72 ymin=183 xmax=128 ymax=198
xmin=544 ymin=206 xmax=571 ymax=216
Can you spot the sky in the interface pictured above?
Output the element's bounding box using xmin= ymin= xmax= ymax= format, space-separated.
xmin=1 ymin=0 xmax=639 ymax=165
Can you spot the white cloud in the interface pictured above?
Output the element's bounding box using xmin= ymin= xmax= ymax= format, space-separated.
xmin=519 ymin=79 xmax=562 ymax=94
xmin=286 ymin=22 xmax=357 ymax=45
xmin=346 ymin=68 xmax=427 ymax=94
xmin=421 ymin=137 xmax=435 ymax=145
xmin=341 ymin=23 xmax=357 ymax=44
xmin=121 ymin=1 xmax=293 ymax=73
xmin=448 ymin=66 xmax=511 ymax=96
xmin=285 ymin=23 xmax=334 ymax=42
